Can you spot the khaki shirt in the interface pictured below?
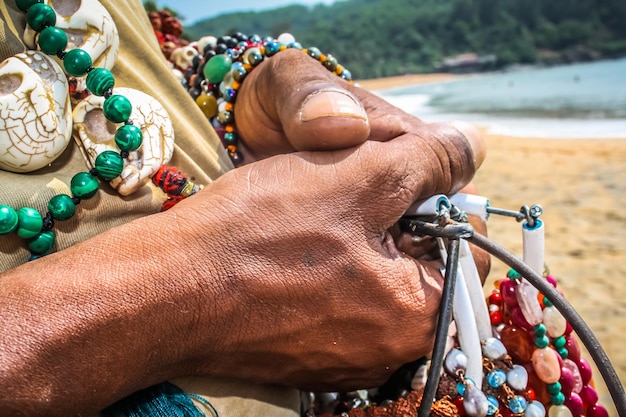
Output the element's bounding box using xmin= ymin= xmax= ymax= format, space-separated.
xmin=0 ymin=1 xmax=299 ymax=415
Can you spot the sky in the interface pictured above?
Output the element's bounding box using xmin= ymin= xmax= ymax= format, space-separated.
xmin=157 ymin=0 xmax=336 ymax=24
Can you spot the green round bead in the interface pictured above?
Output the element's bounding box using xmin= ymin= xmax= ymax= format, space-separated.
xmin=71 ymin=172 xmax=99 ymax=200
xmin=48 ymin=194 xmax=76 ymax=221
xmin=533 ymin=323 xmax=547 ymax=337
xmin=94 ymin=150 xmax=124 ymax=180
xmin=16 ymin=207 xmax=43 ymax=239
xmin=543 ymin=296 xmax=553 ymax=307
xmin=114 ymin=124 xmax=143 ymax=152
xmin=534 ymin=335 xmax=550 ymax=349
xmin=557 ymin=347 xmax=569 ymax=359
xmin=38 ymin=26 xmax=67 ymax=55
xmin=103 ymin=95 xmax=132 ymax=123
xmin=553 ymin=336 xmax=567 ymax=349
xmin=86 ymin=67 xmax=115 ymax=96
xmin=204 ymin=54 xmax=232 ymax=84
xmin=546 ymin=382 xmax=562 ymax=395
xmin=26 ymin=3 xmax=56 ymax=32
xmin=507 ymin=268 xmax=521 ymax=280
xmin=0 ymin=205 xmax=19 ymax=235
xmin=28 ymin=230 xmax=55 ymax=255
xmin=63 ymin=48 xmax=92 ymax=77
xmin=550 ymin=392 xmax=566 ymax=406
xmin=16 ymin=0 xmax=43 ymax=12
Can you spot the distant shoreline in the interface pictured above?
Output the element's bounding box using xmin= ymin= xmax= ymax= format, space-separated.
xmin=357 ymin=73 xmax=459 ymax=91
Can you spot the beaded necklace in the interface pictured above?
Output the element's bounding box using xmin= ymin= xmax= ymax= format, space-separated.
xmin=0 ymin=0 xmax=197 ymax=262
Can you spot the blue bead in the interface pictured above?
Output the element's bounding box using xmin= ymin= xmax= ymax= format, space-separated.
xmin=223 ymin=88 xmax=237 ymax=103
xmin=487 ymin=369 xmax=507 ymax=388
xmin=265 ymin=41 xmax=281 ymax=56
xmin=341 ymin=69 xmax=353 ymax=81
xmin=509 ymin=395 xmax=528 ymax=414
xmin=486 ymin=396 xmax=499 ymax=416
xmin=456 ymin=377 xmax=475 ymax=396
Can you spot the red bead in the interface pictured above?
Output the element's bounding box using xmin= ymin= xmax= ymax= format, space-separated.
xmin=577 ymin=358 xmax=592 ymax=384
xmin=500 ymin=279 xmax=518 ymax=307
xmin=565 ymin=321 xmax=574 ymax=335
xmin=579 ymin=384 xmax=599 ymax=408
xmin=564 ymin=393 xmax=584 ymax=417
xmin=490 ymin=310 xmax=503 ymax=325
xmin=500 ymin=325 xmax=534 ymax=362
xmin=511 ymin=306 xmax=532 ymax=331
xmin=525 ymin=388 xmax=536 ymax=401
xmin=587 ymin=404 xmax=609 ymax=417
xmin=451 ymin=396 xmax=465 ymax=415
xmin=559 ymin=366 xmax=575 ymax=396
xmin=489 ymin=291 xmax=503 ymax=305
xmin=565 ymin=334 xmax=581 ymax=362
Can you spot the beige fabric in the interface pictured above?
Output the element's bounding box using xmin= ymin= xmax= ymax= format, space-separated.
xmin=0 ymin=1 xmax=299 ymax=415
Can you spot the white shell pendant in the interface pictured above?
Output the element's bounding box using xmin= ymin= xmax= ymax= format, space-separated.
xmin=0 ymin=51 xmax=72 ymax=173
xmin=73 ymin=87 xmax=175 ymax=196
xmin=24 ymin=0 xmax=119 ymax=71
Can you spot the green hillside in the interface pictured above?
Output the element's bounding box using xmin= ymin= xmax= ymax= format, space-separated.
xmin=184 ymin=0 xmax=626 ymax=79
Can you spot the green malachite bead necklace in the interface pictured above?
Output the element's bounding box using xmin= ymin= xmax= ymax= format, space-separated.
xmin=1 ymin=0 xmax=145 ymax=261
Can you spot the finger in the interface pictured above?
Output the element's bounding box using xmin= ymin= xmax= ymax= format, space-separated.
xmin=350 ymin=121 xmax=484 ymax=231
xmin=235 ymin=49 xmax=370 ymax=160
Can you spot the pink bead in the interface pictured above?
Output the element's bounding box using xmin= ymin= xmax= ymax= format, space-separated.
xmin=565 ymin=334 xmax=581 ymax=362
xmin=511 ymin=306 xmax=532 ymax=331
xmin=577 ymin=358 xmax=592 ymax=385
xmin=546 ymin=275 xmax=558 ymax=287
xmin=500 ymin=279 xmax=518 ymax=308
xmin=579 ymin=385 xmax=599 ymax=408
xmin=532 ymin=347 xmax=561 ymax=384
xmin=564 ymin=322 xmax=573 ymax=336
xmin=564 ymin=393 xmax=584 ymax=417
xmin=587 ymin=404 xmax=609 ymax=417
xmin=563 ymin=359 xmax=584 ymax=394
xmin=559 ymin=366 xmax=575 ymax=396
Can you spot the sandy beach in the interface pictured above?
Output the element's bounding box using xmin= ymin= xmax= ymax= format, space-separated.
xmin=361 ymin=76 xmax=626 ymax=415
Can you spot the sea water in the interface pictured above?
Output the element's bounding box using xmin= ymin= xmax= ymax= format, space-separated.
xmin=376 ymin=58 xmax=626 ymax=138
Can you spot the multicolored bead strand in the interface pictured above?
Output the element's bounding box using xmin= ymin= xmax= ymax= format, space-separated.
xmin=6 ymin=0 xmax=144 ymax=260
xmin=185 ymin=32 xmax=352 ymax=167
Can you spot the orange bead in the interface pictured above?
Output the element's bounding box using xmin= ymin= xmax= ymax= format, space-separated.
xmin=231 ymin=81 xmax=240 ymax=90
xmin=319 ymin=53 xmax=326 ymax=62
xmin=227 ymin=145 xmax=237 ymax=153
xmin=500 ymin=325 xmax=534 ymax=362
xmin=225 ymin=125 xmax=234 ymax=133
xmin=334 ymin=64 xmax=344 ymax=75
xmin=225 ymin=103 xmax=233 ymax=112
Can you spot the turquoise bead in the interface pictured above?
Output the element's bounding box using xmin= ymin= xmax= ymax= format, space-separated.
xmin=16 ymin=0 xmax=43 ymax=12
xmin=28 ymin=230 xmax=55 ymax=255
xmin=103 ymin=95 xmax=132 ymax=123
xmin=546 ymin=382 xmax=562 ymax=394
xmin=48 ymin=194 xmax=76 ymax=221
xmin=63 ymin=48 xmax=92 ymax=77
xmin=557 ymin=347 xmax=569 ymax=359
xmin=487 ymin=369 xmax=507 ymax=388
xmin=37 ymin=26 xmax=67 ymax=55
xmin=550 ymin=391 xmax=565 ymax=405
xmin=86 ymin=68 xmax=115 ymax=96
xmin=507 ymin=268 xmax=521 ymax=280
xmin=340 ymin=69 xmax=352 ymax=81
xmin=508 ymin=396 xmax=528 ymax=413
xmin=26 ymin=3 xmax=56 ymax=32
xmin=115 ymin=124 xmax=143 ymax=152
xmin=0 ymin=205 xmax=19 ymax=235
xmin=533 ymin=323 xmax=547 ymax=337
xmin=94 ymin=151 xmax=124 ymax=180
xmin=553 ymin=336 xmax=567 ymax=349
xmin=535 ymin=335 xmax=550 ymax=349
xmin=16 ymin=207 xmax=43 ymax=239
xmin=204 ymin=54 xmax=232 ymax=84
xmin=71 ymin=172 xmax=99 ymax=200
xmin=486 ymin=396 xmax=499 ymax=416
xmin=543 ymin=296 xmax=553 ymax=307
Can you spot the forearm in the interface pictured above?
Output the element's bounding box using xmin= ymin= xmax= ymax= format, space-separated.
xmin=0 ymin=201 xmax=222 ymax=416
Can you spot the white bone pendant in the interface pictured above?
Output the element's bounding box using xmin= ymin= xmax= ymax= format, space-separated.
xmin=0 ymin=51 xmax=72 ymax=172
xmin=73 ymin=87 xmax=174 ymax=196
xmin=24 ymin=0 xmax=119 ymax=71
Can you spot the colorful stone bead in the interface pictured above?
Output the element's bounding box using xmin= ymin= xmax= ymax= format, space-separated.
xmin=532 ymin=347 xmax=561 ymax=384
xmin=204 ymin=54 xmax=232 ymax=84
xmin=526 ymin=401 xmax=547 ymax=417
xmin=38 ymin=26 xmax=67 ymax=55
xmin=578 ymin=384 xmax=598 ymax=408
xmin=576 ymin=358 xmax=592 ymax=384
xmin=551 ymin=391 xmax=566 ymax=406
xmin=444 ymin=348 xmax=468 ymax=374
xmin=486 ymin=395 xmax=499 ymax=416
xmin=463 ymin=384 xmax=489 ymax=417
xmin=500 ymin=325 xmax=534 ymax=362
xmin=565 ymin=335 xmax=581 ymax=362
xmin=0 ymin=205 xmax=19 ymax=234
xmin=16 ymin=207 xmax=43 ymax=239
xmin=500 ymin=279 xmax=518 ymax=307
xmin=543 ymin=306 xmax=567 ymax=337
xmin=86 ymin=67 xmax=115 ymax=96
xmin=103 ymin=94 xmax=132 ymax=123
xmin=94 ymin=150 xmax=124 ymax=180
xmin=28 ymin=230 xmax=55 ymax=254
xmin=564 ymin=393 xmax=584 ymax=417
xmin=516 ymin=280 xmax=543 ymax=326
xmin=559 ymin=367 xmax=575 ymax=396
xmin=48 ymin=194 xmax=76 ymax=221
xmin=114 ymin=125 xmax=143 ymax=152
xmin=70 ymin=172 xmax=99 ymax=200
xmin=196 ymin=93 xmax=218 ymax=118
xmin=586 ymin=404 xmax=609 ymax=417
xmin=548 ymin=405 xmax=573 ymax=417
xmin=487 ymin=369 xmax=507 ymax=388
xmin=562 ymin=359 xmax=583 ymax=394
xmin=26 ymin=2 xmax=56 ymax=32
xmin=482 ymin=337 xmax=508 ymax=360
xmin=507 ymin=364 xmax=529 ymax=391
xmin=63 ymin=48 xmax=93 ymax=77
xmin=509 ymin=395 xmax=528 ymax=413
xmin=242 ymin=47 xmax=263 ymax=66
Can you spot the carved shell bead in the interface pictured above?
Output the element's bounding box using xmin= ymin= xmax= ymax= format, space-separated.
xmin=72 ymin=87 xmax=174 ymax=196
xmin=0 ymin=51 xmax=71 ymax=172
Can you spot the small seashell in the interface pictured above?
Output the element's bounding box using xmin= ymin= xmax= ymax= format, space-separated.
xmin=72 ymin=87 xmax=174 ymax=196
xmin=0 ymin=51 xmax=71 ymax=172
